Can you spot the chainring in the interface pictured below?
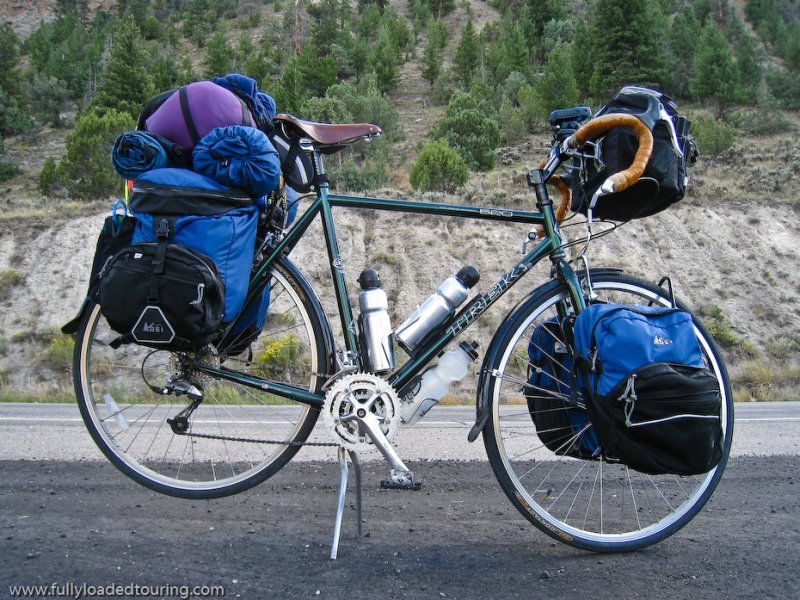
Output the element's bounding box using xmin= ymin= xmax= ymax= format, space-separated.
xmin=322 ymin=372 xmax=401 ymax=452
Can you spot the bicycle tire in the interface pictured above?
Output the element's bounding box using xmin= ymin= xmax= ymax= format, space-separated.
xmin=73 ymin=259 xmax=331 ymax=499
xmin=481 ymin=271 xmax=733 ymax=552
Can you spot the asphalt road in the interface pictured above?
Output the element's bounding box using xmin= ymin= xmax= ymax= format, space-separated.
xmin=0 ymin=403 xmax=798 ymax=600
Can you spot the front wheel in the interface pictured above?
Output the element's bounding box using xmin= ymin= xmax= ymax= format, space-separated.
xmin=481 ymin=271 xmax=733 ymax=552
xmin=73 ymin=260 xmax=330 ymax=499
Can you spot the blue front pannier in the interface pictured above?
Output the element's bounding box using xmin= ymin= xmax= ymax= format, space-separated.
xmin=572 ymin=304 xmax=723 ymax=475
xmin=130 ymin=168 xmax=259 ymax=323
xmin=526 ymin=319 xmax=601 ymax=459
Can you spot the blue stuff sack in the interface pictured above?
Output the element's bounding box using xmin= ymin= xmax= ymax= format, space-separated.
xmin=112 ymin=131 xmax=190 ymax=179
xmin=573 ymin=304 xmax=723 ymax=475
xmin=526 ymin=319 xmax=601 ymax=459
xmin=212 ymin=73 xmax=277 ymax=132
xmin=130 ymin=168 xmax=259 ymax=322
xmin=192 ymin=125 xmax=281 ymax=198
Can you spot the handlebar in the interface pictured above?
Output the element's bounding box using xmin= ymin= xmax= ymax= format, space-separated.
xmin=566 ymin=113 xmax=654 ymax=195
xmin=536 ymin=113 xmax=654 ymax=236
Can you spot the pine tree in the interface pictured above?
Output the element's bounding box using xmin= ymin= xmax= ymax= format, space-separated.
xmin=728 ymin=16 xmax=761 ymax=102
xmin=571 ymin=19 xmax=594 ymax=98
xmin=587 ymin=0 xmax=669 ymax=98
xmin=502 ymin=23 xmax=530 ymax=79
xmin=298 ymin=43 xmax=338 ymax=97
xmin=691 ymin=22 xmax=741 ymax=117
xmin=535 ymin=44 xmax=579 ymax=119
xmin=520 ymin=0 xmax=567 ymax=61
xmin=453 ymin=19 xmax=480 ymax=87
xmin=367 ymin=32 xmax=401 ymax=94
xmin=92 ymin=17 xmax=154 ymax=119
xmin=0 ymin=24 xmax=29 ymax=135
xmin=668 ymin=5 xmax=703 ymax=98
xmin=204 ymin=27 xmax=234 ymax=78
xmin=432 ymin=90 xmax=500 ymax=171
xmin=272 ymin=57 xmax=306 ymax=115
xmin=421 ymin=34 xmax=443 ymax=86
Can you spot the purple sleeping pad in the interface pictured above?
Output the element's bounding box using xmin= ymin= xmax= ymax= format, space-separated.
xmin=145 ymin=81 xmax=254 ymax=151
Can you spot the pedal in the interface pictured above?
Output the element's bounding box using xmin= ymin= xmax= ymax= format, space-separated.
xmin=380 ymin=469 xmax=422 ymax=490
xmin=380 ymin=479 xmax=422 ymax=491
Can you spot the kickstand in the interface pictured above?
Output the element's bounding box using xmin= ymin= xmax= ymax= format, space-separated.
xmin=330 ymin=447 xmax=363 ymax=560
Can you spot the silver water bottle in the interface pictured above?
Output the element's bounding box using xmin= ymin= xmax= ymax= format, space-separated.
xmin=357 ymin=268 xmax=395 ymax=373
xmin=395 ymin=266 xmax=480 ymax=355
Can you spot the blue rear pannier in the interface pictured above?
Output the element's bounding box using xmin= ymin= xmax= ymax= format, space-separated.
xmin=130 ymin=168 xmax=259 ymax=322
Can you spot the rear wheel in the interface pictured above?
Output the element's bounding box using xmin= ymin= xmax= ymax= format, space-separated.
xmin=482 ymin=272 xmax=733 ymax=551
xmin=73 ymin=260 xmax=329 ymax=499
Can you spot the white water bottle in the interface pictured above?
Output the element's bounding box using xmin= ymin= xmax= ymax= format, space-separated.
xmin=400 ymin=341 xmax=479 ymax=425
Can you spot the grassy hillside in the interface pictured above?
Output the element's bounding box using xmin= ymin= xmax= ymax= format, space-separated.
xmin=0 ymin=0 xmax=798 ymax=403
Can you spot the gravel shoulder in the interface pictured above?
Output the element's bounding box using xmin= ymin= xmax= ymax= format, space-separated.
xmin=0 ymin=456 xmax=798 ymax=600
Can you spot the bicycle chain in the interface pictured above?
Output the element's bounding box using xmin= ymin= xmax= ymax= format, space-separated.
xmin=179 ymin=430 xmax=340 ymax=448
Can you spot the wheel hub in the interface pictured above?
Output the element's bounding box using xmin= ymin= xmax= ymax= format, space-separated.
xmin=323 ymin=373 xmax=401 ymax=452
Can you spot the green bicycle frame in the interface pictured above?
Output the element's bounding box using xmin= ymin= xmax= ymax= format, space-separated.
xmin=196 ymin=170 xmax=586 ymax=409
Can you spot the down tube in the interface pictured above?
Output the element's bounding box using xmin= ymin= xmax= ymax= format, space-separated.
xmin=388 ymin=237 xmax=555 ymax=392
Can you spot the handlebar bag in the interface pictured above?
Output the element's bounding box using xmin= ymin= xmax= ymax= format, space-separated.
xmin=573 ymin=304 xmax=723 ymax=475
xmin=526 ymin=319 xmax=602 ymax=459
xmin=571 ymin=86 xmax=697 ymax=221
xmin=128 ymin=168 xmax=259 ymax=324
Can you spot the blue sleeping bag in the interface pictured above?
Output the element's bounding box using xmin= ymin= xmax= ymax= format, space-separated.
xmin=129 ymin=168 xmax=259 ymax=322
xmin=193 ymin=125 xmax=281 ymax=198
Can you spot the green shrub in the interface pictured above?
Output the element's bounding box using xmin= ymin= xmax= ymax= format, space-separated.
xmin=729 ymin=107 xmax=791 ymax=136
xmin=38 ymin=156 xmax=60 ymax=195
xmin=691 ymin=115 xmax=737 ymax=157
xmin=432 ymin=91 xmax=501 ymax=171
xmin=410 ymin=140 xmax=468 ymax=193
xmin=697 ymin=305 xmax=758 ymax=358
xmin=329 ymin=154 xmax=389 ymax=193
xmin=40 ymin=333 xmax=74 ymax=373
xmin=0 ymin=135 xmax=20 ymax=181
xmin=57 ymin=108 xmax=135 ymax=199
xmin=0 ymin=269 xmax=24 ymax=302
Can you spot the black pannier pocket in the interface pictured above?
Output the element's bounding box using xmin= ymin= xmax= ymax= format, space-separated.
xmin=62 ymin=211 xmax=136 ymax=334
xmin=586 ymin=363 xmax=724 ymax=476
xmin=526 ymin=320 xmax=602 ymax=459
xmin=99 ymin=242 xmax=225 ymax=349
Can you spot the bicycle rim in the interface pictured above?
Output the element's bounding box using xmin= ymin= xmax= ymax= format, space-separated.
xmin=483 ymin=273 xmax=733 ymax=551
xmin=74 ymin=264 xmax=327 ymax=499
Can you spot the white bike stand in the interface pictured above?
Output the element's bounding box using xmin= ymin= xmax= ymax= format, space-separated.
xmin=330 ymin=447 xmax=363 ymax=560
